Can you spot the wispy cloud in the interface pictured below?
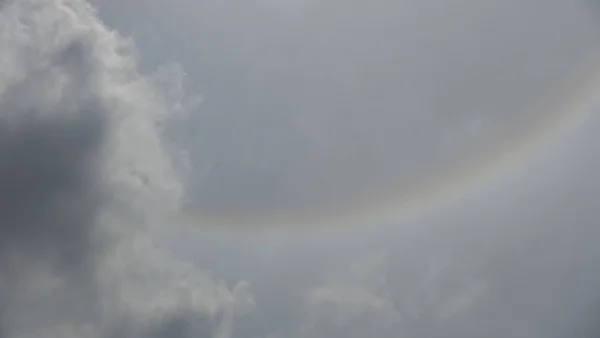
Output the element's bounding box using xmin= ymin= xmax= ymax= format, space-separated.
xmin=263 ymin=250 xmax=486 ymax=338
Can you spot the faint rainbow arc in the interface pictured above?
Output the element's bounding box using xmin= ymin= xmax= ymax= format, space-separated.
xmin=175 ymin=52 xmax=600 ymax=233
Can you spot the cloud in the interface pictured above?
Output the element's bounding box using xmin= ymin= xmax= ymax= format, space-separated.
xmin=301 ymin=251 xmax=401 ymax=338
xmin=0 ymin=0 xmax=252 ymax=337
xmin=266 ymin=250 xmax=486 ymax=338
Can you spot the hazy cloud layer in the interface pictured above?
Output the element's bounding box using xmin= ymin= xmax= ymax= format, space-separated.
xmin=95 ymin=0 xmax=600 ymax=222
xmin=256 ymin=249 xmax=487 ymax=338
xmin=0 ymin=0 xmax=252 ymax=337
xmin=27 ymin=1 xmax=600 ymax=338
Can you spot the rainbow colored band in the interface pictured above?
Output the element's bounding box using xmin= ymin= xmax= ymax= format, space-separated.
xmin=176 ymin=51 xmax=600 ymax=234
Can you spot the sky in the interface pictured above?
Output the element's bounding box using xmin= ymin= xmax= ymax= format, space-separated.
xmin=0 ymin=0 xmax=600 ymax=337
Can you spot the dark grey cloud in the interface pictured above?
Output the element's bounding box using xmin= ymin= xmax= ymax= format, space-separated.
xmin=0 ymin=0 xmax=253 ymax=337
xmin=0 ymin=6 xmax=109 ymax=336
xmin=0 ymin=44 xmax=105 ymax=276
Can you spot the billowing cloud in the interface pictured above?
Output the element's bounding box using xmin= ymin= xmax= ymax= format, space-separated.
xmin=0 ymin=0 xmax=252 ymax=337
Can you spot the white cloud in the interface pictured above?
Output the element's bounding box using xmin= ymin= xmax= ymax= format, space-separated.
xmin=303 ymin=252 xmax=401 ymax=334
xmin=0 ymin=0 xmax=253 ymax=337
xmin=268 ymin=251 xmax=486 ymax=338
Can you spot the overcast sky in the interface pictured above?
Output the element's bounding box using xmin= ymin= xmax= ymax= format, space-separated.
xmin=94 ymin=0 xmax=600 ymax=221
xmin=1 ymin=0 xmax=600 ymax=337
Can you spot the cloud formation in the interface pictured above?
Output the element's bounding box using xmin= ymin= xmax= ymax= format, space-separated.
xmin=263 ymin=250 xmax=487 ymax=338
xmin=0 ymin=0 xmax=252 ymax=337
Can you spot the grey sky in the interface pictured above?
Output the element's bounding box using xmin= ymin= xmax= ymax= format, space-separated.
xmin=96 ymin=0 xmax=600 ymax=336
xmin=95 ymin=0 xmax=600 ymax=222
xmin=1 ymin=0 xmax=600 ymax=337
